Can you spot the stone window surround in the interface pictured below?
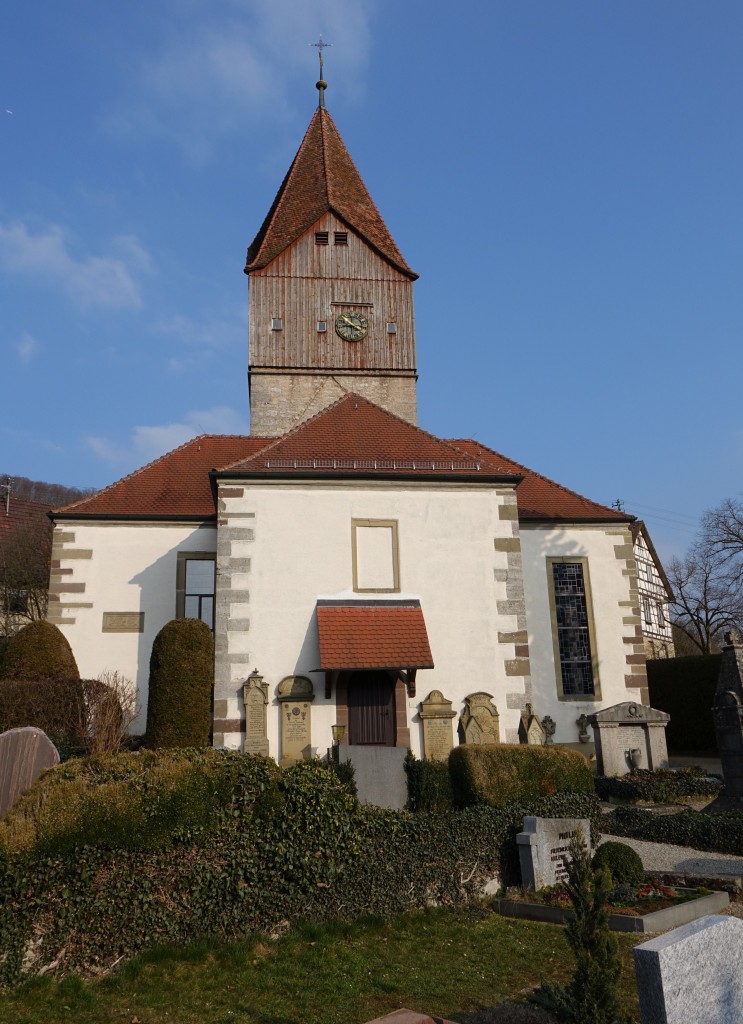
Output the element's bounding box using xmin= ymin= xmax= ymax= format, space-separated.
xmin=546 ymin=555 xmax=602 ymax=702
xmin=351 ymin=518 xmax=400 ymax=593
xmin=175 ymin=551 xmax=216 ymax=625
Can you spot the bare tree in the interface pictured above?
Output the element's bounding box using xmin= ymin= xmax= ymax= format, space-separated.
xmin=0 ymin=509 xmax=52 ymax=637
xmin=668 ymin=537 xmax=743 ymax=655
xmin=703 ymin=498 xmax=743 ymax=564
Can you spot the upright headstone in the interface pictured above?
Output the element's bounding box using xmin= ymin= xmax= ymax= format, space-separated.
xmin=277 ymin=675 xmax=314 ymax=764
xmin=518 ymin=704 xmax=545 ymax=745
xmin=516 ymin=815 xmax=591 ymax=890
xmin=589 ymin=701 xmax=670 ymax=777
xmin=419 ymin=690 xmax=456 ymax=761
xmin=710 ymin=630 xmax=743 ymax=810
xmin=0 ymin=727 xmax=60 ymax=818
xmin=458 ymin=691 xmax=500 ymax=745
xmin=243 ymin=669 xmax=269 ymax=756
xmin=634 ymin=915 xmax=743 ymax=1024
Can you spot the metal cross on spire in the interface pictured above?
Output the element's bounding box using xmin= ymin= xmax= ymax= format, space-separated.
xmin=310 ymin=35 xmax=332 ymax=108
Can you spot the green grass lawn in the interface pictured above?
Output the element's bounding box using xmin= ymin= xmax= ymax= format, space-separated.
xmin=0 ymin=906 xmax=641 ymax=1024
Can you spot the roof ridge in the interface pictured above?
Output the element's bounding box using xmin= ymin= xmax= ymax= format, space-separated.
xmin=447 ymin=437 xmax=632 ymax=520
xmin=55 ymin=434 xmax=253 ymax=514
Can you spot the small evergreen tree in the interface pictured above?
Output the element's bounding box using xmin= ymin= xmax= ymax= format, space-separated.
xmin=532 ymin=833 xmax=630 ymax=1024
xmin=0 ymin=620 xmax=80 ymax=680
xmin=146 ymin=618 xmax=214 ymax=748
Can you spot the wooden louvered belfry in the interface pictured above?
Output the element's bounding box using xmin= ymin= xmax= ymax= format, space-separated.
xmin=245 ymin=105 xmax=420 ymax=436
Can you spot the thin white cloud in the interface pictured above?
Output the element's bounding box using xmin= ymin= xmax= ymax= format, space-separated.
xmin=0 ymin=222 xmax=152 ymax=310
xmin=104 ymin=0 xmax=374 ymax=160
xmin=16 ymin=332 xmax=39 ymax=364
xmin=152 ymin=310 xmax=244 ymax=352
xmin=86 ymin=405 xmax=247 ymax=466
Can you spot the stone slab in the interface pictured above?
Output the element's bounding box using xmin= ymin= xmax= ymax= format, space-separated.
xmin=634 ymin=915 xmax=743 ymax=1024
xmin=339 ymin=744 xmax=408 ymax=809
xmin=0 ymin=727 xmax=60 ymax=818
xmin=360 ymin=1011 xmax=456 ymax=1024
xmin=516 ymin=816 xmax=590 ymax=890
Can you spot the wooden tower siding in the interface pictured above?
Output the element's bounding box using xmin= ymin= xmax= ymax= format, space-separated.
xmin=249 ymin=212 xmax=417 ymax=372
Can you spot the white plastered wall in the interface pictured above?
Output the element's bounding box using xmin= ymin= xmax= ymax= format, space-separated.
xmin=52 ymin=521 xmax=216 ymax=733
xmin=216 ymin=479 xmax=522 ymax=757
xmin=520 ymin=523 xmax=644 ymax=745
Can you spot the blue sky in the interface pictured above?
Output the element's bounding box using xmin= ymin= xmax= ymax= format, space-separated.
xmin=2 ymin=1 xmax=741 ymax=560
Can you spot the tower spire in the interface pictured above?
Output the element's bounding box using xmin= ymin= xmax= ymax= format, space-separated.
xmin=310 ymin=35 xmax=332 ymax=108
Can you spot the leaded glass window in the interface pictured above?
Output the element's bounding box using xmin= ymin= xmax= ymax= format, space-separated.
xmin=552 ymin=561 xmax=595 ymax=697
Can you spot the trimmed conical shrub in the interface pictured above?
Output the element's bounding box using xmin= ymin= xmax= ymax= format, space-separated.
xmin=146 ymin=619 xmax=214 ymax=748
xmin=1 ymin=620 xmax=80 ymax=681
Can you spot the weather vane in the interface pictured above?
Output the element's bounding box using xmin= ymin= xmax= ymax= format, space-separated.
xmin=310 ymin=35 xmax=332 ymax=108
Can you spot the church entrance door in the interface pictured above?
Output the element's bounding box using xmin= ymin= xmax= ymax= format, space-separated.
xmin=347 ymin=671 xmax=396 ymax=746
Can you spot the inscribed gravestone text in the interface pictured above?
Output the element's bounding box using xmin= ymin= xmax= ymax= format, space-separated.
xmin=419 ymin=689 xmax=456 ymax=761
xmin=277 ymin=675 xmax=314 ymax=764
xmin=516 ymin=815 xmax=591 ymax=890
xmin=243 ymin=671 xmax=269 ymax=756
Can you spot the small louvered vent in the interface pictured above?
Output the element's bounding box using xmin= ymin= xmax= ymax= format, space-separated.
xmin=315 ymin=231 xmax=329 ymax=245
xmin=334 ymin=232 xmax=348 ymax=245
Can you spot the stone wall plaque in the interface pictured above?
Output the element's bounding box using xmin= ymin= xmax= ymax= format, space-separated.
xmin=0 ymin=727 xmax=60 ymax=819
xmin=243 ymin=670 xmax=269 ymax=756
xmin=419 ymin=690 xmax=456 ymax=761
xmin=458 ymin=691 xmax=500 ymax=745
xmin=277 ymin=675 xmax=314 ymax=764
xmin=516 ymin=815 xmax=591 ymax=890
xmin=102 ymin=611 xmax=145 ymax=633
xmin=589 ymin=701 xmax=670 ymax=777
xmin=634 ymin=915 xmax=743 ymax=1024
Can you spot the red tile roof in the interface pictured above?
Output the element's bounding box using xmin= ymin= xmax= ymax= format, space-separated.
xmin=317 ymin=602 xmax=434 ymax=670
xmin=246 ymin=107 xmax=417 ymax=279
xmin=220 ymin=394 xmax=513 ymax=480
xmin=53 ymin=436 xmax=269 ymax=518
xmin=0 ymin=497 xmax=51 ymax=544
xmin=53 ymin=399 xmax=631 ymax=524
xmin=448 ymin=438 xmax=631 ymax=523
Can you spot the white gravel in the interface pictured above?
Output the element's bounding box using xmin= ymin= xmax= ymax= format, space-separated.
xmin=599 ymin=834 xmax=743 ymax=881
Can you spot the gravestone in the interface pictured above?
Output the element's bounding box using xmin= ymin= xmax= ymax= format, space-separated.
xmin=634 ymin=915 xmax=743 ymax=1024
xmin=277 ymin=675 xmax=314 ymax=764
xmin=243 ymin=669 xmax=269 ymax=756
xmin=0 ymin=727 xmax=60 ymax=818
xmin=516 ymin=815 xmax=591 ymax=890
xmin=589 ymin=701 xmax=669 ymax=777
xmin=518 ymin=703 xmax=545 ymax=745
xmin=419 ymin=690 xmax=456 ymax=761
xmin=709 ymin=630 xmax=743 ymax=810
xmin=458 ymin=691 xmax=500 ymax=745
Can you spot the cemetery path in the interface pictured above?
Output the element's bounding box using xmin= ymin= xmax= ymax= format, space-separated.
xmin=600 ymin=834 xmax=743 ymax=890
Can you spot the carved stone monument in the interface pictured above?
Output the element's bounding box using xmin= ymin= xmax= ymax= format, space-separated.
xmin=0 ymin=727 xmax=60 ymax=818
xmin=589 ymin=701 xmax=670 ymax=777
xmin=518 ymin=703 xmax=545 ymax=745
xmin=458 ymin=691 xmax=500 ymax=745
xmin=243 ymin=669 xmax=269 ymax=756
xmin=277 ymin=675 xmax=314 ymax=764
xmin=709 ymin=630 xmax=743 ymax=810
xmin=419 ymin=690 xmax=456 ymax=761
xmin=634 ymin=915 xmax=743 ymax=1024
xmin=517 ymin=815 xmax=591 ymax=890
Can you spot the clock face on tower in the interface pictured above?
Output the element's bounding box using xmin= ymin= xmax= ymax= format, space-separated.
xmin=334 ymin=311 xmax=368 ymax=342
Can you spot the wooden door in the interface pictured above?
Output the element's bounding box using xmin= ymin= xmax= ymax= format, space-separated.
xmin=347 ymin=671 xmax=396 ymax=746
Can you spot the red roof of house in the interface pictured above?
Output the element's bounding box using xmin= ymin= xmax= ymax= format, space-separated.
xmin=246 ymin=107 xmax=417 ymax=279
xmin=54 ymin=436 xmax=269 ymax=518
xmin=447 ymin=438 xmax=630 ymax=523
xmin=0 ymin=497 xmax=52 ymax=544
xmin=316 ymin=602 xmax=434 ymax=670
xmin=221 ymin=394 xmax=511 ymax=480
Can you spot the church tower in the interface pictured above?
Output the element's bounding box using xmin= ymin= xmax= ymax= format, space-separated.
xmin=245 ymin=77 xmax=419 ymax=436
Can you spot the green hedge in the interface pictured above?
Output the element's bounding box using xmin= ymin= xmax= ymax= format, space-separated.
xmin=604 ymin=805 xmax=743 ymax=856
xmin=0 ymin=621 xmax=79 ymax=681
xmin=0 ymin=678 xmax=87 ymax=749
xmin=595 ymin=768 xmax=722 ymax=804
xmin=0 ymin=750 xmax=601 ymax=986
xmin=405 ymin=754 xmax=454 ymax=812
xmin=647 ymin=655 xmax=721 ymax=751
xmin=146 ymin=619 xmax=214 ymax=748
xmin=449 ymin=743 xmax=594 ymax=808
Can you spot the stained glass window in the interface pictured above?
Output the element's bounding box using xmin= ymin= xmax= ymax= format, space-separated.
xmin=552 ymin=561 xmax=595 ymax=696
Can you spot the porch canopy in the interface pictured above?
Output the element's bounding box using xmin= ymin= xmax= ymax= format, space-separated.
xmin=316 ymin=600 xmax=434 ymax=670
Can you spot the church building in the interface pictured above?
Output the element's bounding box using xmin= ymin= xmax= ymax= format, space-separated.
xmin=50 ymin=79 xmax=649 ymax=762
